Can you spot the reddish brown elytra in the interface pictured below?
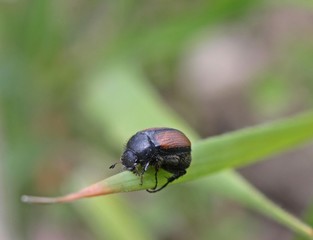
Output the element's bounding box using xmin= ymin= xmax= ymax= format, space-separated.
xmin=151 ymin=128 xmax=191 ymax=150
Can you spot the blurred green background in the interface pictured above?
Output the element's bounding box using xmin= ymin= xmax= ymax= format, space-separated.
xmin=1 ymin=1 xmax=313 ymax=240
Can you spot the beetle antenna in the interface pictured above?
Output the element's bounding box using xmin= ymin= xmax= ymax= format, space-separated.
xmin=109 ymin=161 xmax=121 ymax=169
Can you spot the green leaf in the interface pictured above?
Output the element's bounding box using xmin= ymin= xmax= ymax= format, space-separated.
xmin=187 ymin=111 xmax=313 ymax=181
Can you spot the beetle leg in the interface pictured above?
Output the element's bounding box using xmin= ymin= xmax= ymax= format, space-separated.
xmin=153 ymin=166 xmax=159 ymax=189
xmin=145 ymin=165 xmax=160 ymax=192
xmin=147 ymin=170 xmax=186 ymax=193
xmin=139 ymin=162 xmax=150 ymax=185
xmin=144 ymin=162 xmax=150 ymax=172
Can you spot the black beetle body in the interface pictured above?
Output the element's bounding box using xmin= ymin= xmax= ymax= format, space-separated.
xmin=110 ymin=128 xmax=191 ymax=192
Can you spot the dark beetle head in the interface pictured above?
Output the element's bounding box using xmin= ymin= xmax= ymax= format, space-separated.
xmin=121 ymin=149 xmax=138 ymax=171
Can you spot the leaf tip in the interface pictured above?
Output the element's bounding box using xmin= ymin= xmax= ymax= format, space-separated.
xmin=21 ymin=180 xmax=115 ymax=204
xmin=21 ymin=195 xmax=59 ymax=204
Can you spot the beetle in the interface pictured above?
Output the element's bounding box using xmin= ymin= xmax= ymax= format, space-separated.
xmin=110 ymin=127 xmax=191 ymax=192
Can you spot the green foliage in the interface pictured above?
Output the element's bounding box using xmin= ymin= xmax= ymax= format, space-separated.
xmin=1 ymin=1 xmax=313 ymax=240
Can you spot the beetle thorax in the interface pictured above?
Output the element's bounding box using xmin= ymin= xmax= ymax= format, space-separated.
xmin=124 ymin=133 xmax=156 ymax=165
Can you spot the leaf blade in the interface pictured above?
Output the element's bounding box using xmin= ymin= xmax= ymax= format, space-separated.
xmin=186 ymin=111 xmax=313 ymax=181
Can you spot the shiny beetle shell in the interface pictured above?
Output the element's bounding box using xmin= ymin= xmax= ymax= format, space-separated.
xmin=110 ymin=127 xmax=192 ymax=192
